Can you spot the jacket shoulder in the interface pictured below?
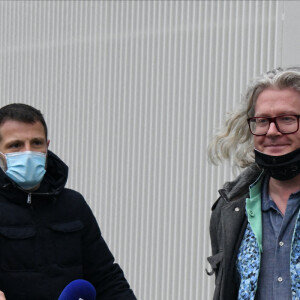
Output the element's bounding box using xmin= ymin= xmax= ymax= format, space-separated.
xmin=55 ymin=188 xmax=92 ymax=213
xmin=60 ymin=188 xmax=85 ymax=199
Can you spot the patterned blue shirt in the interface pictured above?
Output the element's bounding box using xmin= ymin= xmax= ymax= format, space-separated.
xmin=255 ymin=176 xmax=300 ymax=300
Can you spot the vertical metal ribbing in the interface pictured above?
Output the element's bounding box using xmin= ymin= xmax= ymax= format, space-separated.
xmin=0 ymin=1 xmax=283 ymax=299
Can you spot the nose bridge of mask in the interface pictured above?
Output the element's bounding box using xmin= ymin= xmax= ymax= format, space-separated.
xmin=5 ymin=150 xmax=45 ymax=157
xmin=5 ymin=151 xmax=39 ymax=168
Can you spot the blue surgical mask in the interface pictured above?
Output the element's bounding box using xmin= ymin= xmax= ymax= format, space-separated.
xmin=2 ymin=151 xmax=46 ymax=190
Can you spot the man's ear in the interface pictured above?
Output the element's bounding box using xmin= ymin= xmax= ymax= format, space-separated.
xmin=0 ymin=153 xmax=6 ymax=172
xmin=47 ymin=140 xmax=50 ymax=148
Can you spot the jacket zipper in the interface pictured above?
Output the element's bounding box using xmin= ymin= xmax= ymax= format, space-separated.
xmin=27 ymin=193 xmax=32 ymax=204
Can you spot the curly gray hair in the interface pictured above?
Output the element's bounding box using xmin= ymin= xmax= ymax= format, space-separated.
xmin=208 ymin=66 xmax=300 ymax=168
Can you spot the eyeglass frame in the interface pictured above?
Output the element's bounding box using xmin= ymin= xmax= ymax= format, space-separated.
xmin=247 ymin=115 xmax=300 ymax=136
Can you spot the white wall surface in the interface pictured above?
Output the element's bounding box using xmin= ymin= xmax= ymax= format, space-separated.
xmin=281 ymin=1 xmax=300 ymax=67
xmin=0 ymin=1 xmax=298 ymax=299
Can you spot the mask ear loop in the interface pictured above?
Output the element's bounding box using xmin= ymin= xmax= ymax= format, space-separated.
xmin=0 ymin=152 xmax=7 ymax=172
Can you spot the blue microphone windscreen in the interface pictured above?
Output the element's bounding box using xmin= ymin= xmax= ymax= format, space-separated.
xmin=58 ymin=279 xmax=96 ymax=300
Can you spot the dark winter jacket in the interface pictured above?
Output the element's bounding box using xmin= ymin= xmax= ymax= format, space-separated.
xmin=0 ymin=150 xmax=136 ymax=300
xmin=207 ymin=164 xmax=261 ymax=300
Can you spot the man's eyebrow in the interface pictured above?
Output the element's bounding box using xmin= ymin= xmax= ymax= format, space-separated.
xmin=30 ymin=137 xmax=47 ymax=144
xmin=5 ymin=139 xmax=23 ymax=146
xmin=31 ymin=137 xmax=45 ymax=141
xmin=255 ymin=111 xmax=300 ymax=117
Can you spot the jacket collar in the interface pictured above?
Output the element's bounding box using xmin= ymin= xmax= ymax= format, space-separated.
xmin=219 ymin=164 xmax=262 ymax=203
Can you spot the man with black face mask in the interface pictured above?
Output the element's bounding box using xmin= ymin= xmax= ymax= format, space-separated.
xmin=0 ymin=104 xmax=136 ymax=300
xmin=207 ymin=67 xmax=300 ymax=300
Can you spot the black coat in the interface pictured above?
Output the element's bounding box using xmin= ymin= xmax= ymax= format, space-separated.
xmin=0 ymin=151 xmax=136 ymax=300
xmin=207 ymin=164 xmax=261 ymax=300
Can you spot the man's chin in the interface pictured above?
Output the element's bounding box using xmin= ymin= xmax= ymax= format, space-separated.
xmin=263 ymin=146 xmax=292 ymax=156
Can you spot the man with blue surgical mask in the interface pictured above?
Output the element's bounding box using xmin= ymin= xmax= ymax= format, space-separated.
xmin=0 ymin=104 xmax=136 ymax=300
xmin=0 ymin=117 xmax=49 ymax=192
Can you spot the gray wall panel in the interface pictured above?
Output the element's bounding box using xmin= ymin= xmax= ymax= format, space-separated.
xmin=0 ymin=1 xmax=293 ymax=299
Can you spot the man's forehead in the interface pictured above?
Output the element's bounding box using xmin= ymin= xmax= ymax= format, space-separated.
xmin=256 ymin=88 xmax=300 ymax=105
xmin=0 ymin=120 xmax=46 ymax=140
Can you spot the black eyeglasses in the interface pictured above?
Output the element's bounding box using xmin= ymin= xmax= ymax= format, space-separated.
xmin=247 ymin=115 xmax=300 ymax=136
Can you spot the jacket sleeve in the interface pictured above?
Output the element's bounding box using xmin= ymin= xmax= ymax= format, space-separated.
xmin=207 ymin=196 xmax=226 ymax=300
xmin=80 ymin=201 xmax=137 ymax=300
xmin=209 ymin=197 xmax=224 ymax=257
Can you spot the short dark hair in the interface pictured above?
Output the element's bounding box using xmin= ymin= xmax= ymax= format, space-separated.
xmin=0 ymin=103 xmax=48 ymax=140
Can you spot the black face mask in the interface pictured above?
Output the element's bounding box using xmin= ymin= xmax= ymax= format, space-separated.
xmin=254 ymin=148 xmax=300 ymax=180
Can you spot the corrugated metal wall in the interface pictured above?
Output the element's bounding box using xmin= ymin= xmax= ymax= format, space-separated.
xmin=0 ymin=1 xmax=284 ymax=299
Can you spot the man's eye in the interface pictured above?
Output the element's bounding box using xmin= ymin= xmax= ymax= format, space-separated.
xmin=9 ymin=143 xmax=20 ymax=149
xmin=256 ymin=119 xmax=268 ymax=124
xmin=32 ymin=140 xmax=44 ymax=146
xmin=279 ymin=116 xmax=295 ymax=122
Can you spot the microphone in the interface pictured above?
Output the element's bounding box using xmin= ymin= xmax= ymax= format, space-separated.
xmin=58 ymin=279 xmax=96 ymax=300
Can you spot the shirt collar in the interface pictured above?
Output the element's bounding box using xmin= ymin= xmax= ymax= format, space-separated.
xmin=261 ymin=174 xmax=300 ymax=212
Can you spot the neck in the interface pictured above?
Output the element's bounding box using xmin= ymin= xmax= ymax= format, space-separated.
xmin=268 ymin=173 xmax=300 ymax=215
